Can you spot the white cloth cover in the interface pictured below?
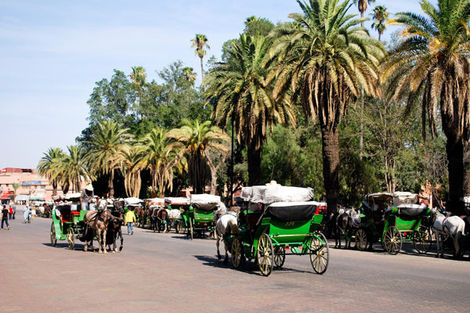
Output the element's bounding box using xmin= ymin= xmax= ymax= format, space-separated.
xmin=125 ymin=197 xmax=143 ymax=205
xmin=240 ymin=185 xmax=314 ymax=204
xmin=392 ymin=192 xmax=418 ymax=205
xmin=190 ymin=194 xmax=221 ymax=204
xmin=165 ymin=197 xmax=189 ymax=205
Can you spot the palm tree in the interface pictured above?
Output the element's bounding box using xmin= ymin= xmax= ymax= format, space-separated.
xmin=384 ymin=0 xmax=470 ymax=215
xmin=182 ymin=67 xmax=197 ymax=85
xmin=61 ymin=145 xmax=90 ymax=192
xmin=205 ymin=33 xmax=296 ymax=185
xmin=354 ymin=0 xmax=376 ymax=27
xmin=270 ymin=0 xmax=384 ymax=214
xmin=167 ymin=119 xmax=229 ymax=194
xmin=37 ymin=147 xmax=65 ymax=196
xmin=191 ymin=34 xmax=210 ymax=82
xmin=371 ymin=5 xmax=389 ymax=41
xmin=140 ymin=127 xmax=180 ymax=196
xmin=130 ymin=66 xmax=147 ymax=114
xmin=84 ymin=120 xmax=128 ymax=198
xmin=122 ymin=144 xmax=144 ymax=198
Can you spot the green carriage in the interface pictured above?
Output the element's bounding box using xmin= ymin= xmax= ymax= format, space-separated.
xmin=228 ymin=185 xmax=329 ymax=276
xmin=182 ymin=194 xmax=222 ymax=240
xmin=50 ymin=203 xmax=87 ymax=250
xmin=357 ymin=192 xmax=433 ymax=254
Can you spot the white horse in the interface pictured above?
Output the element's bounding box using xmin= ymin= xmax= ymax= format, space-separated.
xmin=215 ymin=208 xmax=239 ymax=264
xmin=432 ymin=209 xmax=465 ymax=258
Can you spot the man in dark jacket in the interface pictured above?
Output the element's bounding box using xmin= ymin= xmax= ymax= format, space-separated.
xmin=1 ymin=205 xmax=10 ymax=230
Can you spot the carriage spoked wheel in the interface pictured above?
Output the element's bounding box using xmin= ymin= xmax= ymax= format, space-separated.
xmin=66 ymin=227 xmax=75 ymax=250
xmin=231 ymin=237 xmax=245 ymax=269
xmin=384 ymin=226 xmax=402 ymax=255
xmin=309 ymin=232 xmax=329 ymax=274
xmin=175 ymin=221 xmax=184 ymax=234
xmin=355 ymin=229 xmax=368 ymax=251
xmin=257 ymin=233 xmax=274 ymax=276
xmin=50 ymin=223 xmax=57 ymax=247
xmin=273 ymin=246 xmax=286 ymax=268
xmin=413 ymin=227 xmax=433 ymax=254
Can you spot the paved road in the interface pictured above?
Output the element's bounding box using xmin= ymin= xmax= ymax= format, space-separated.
xmin=1 ymin=215 xmax=470 ymax=313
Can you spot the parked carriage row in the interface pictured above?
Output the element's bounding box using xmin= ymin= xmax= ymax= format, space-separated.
xmin=335 ymin=191 xmax=469 ymax=257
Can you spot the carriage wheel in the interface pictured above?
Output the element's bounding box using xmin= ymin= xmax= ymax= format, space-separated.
xmin=231 ymin=237 xmax=244 ymax=269
xmin=309 ymin=232 xmax=329 ymax=274
xmin=50 ymin=223 xmax=57 ymax=247
xmin=384 ymin=226 xmax=402 ymax=255
xmin=356 ymin=229 xmax=368 ymax=251
xmin=413 ymin=227 xmax=433 ymax=254
xmin=176 ymin=221 xmax=184 ymax=234
xmin=274 ymin=246 xmax=286 ymax=268
xmin=66 ymin=227 xmax=75 ymax=250
xmin=257 ymin=233 xmax=274 ymax=276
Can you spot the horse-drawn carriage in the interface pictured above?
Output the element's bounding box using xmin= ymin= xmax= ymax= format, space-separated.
xmin=226 ymin=185 xmax=329 ymax=276
xmin=182 ymin=194 xmax=223 ymax=239
xmin=50 ymin=195 xmax=123 ymax=253
xmin=50 ymin=202 xmax=87 ymax=249
xmin=164 ymin=197 xmax=189 ymax=233
xmin=357 ymin=192 xmax=433 ymax=254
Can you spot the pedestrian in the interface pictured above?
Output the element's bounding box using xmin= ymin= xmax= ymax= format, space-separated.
xmin=12 ymin=203 xmax=16 ymax=219
xmin=8 ymin=205 xmax=13 ymax=220
xmin=124 ymin=207 xmax=136 ymax=235
xmin=1 ymin=205 xmax=10 ymax=230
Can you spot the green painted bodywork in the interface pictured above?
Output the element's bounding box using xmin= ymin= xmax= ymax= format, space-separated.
xmin=51 ymin=207 xmax=87 ymax=241
xmin=233 ymin=210 xmax=325 ymax=260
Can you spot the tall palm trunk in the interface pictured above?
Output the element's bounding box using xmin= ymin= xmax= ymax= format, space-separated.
xmin=200 ymin=57 xmax=204 ymax=82
xmin=320 ymin=125 xmax=340 ymax=217
xmin=247 ymin=143 xmax=262 ymax=186
xmin=108 ymin=168 xmax=115 ymax=198
xmin=445 ymin=132 xmax=465 ymax=215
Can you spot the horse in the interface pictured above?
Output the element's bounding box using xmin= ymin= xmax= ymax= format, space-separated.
xmin=214 ymin=207 xmax=239 ymax=264
xmin=431 ymin=208 xmax=466 ymax=258
xmin=106 ymin=215 xmax=123 ymax=252
xmin=83 ymin=209 xmax=110 ymax=254
xmin=335 ymin=208 xmax=361 ymax=249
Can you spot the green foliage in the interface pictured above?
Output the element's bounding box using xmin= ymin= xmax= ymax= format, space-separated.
xmin=260 ymin=124 xmax=324 ymax=200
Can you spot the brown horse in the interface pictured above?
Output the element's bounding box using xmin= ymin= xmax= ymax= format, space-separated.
xmin=83 ymin=210 xmax=110 ymax=254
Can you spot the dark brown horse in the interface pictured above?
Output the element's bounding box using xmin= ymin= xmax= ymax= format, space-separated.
xmin=106 ymin=215 xmax=123 ymax=252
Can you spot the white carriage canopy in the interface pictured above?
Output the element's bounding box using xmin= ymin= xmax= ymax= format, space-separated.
xmin=241 ymin=185 xmax=314 ymax=204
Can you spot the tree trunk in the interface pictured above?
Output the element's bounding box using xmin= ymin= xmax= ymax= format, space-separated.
xmin=320 ymin=125 xmax=340 ymax=217
xmin=446 ymin=135 xmax=465 ymax=215
xmin=200 ymin=57 xmax=204 ymax=82
xmin=247 ymin=143 xmax=262 ymax=186
xmin=52 ymin=181 xmax=57 ymax=197
xmin=108 ymin=169 xmax=115 ymax=198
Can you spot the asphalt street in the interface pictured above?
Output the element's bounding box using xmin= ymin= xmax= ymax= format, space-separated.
xmin=1 ymin=214 xmax=469 ymax=313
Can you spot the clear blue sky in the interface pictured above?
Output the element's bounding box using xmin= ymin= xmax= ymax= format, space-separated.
xmin=0 ymin=0 xmax=424 ymax=168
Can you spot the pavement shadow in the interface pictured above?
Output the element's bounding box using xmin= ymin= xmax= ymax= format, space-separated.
xmin=193 ymin=255 xmax=313 ymax=276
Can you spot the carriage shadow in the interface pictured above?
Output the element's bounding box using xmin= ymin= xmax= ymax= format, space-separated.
xmin=330 ymin=241 xmax=470 ymax=260
xmin=42 ymin=242 xmax=113 ymax=253
xmin=193 ymin=255 xmax=315 ymax=276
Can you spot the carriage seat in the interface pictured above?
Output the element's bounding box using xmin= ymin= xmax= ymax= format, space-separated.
xmin=394 ymin=204 xmax=428 ymax=217
xmin=192 ymin=203 xmax=218 ymax=212
xmin=266 ymin=202 xmax=316 ymax=222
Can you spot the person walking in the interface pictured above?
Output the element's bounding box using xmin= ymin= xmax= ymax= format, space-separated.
xmin=8 ymin=205 xmax=13 ymax=220
xmin=1 ymin=205 xmax=10 ymax=230
xmin=124 ymin=208 xmax=136 ymax=235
